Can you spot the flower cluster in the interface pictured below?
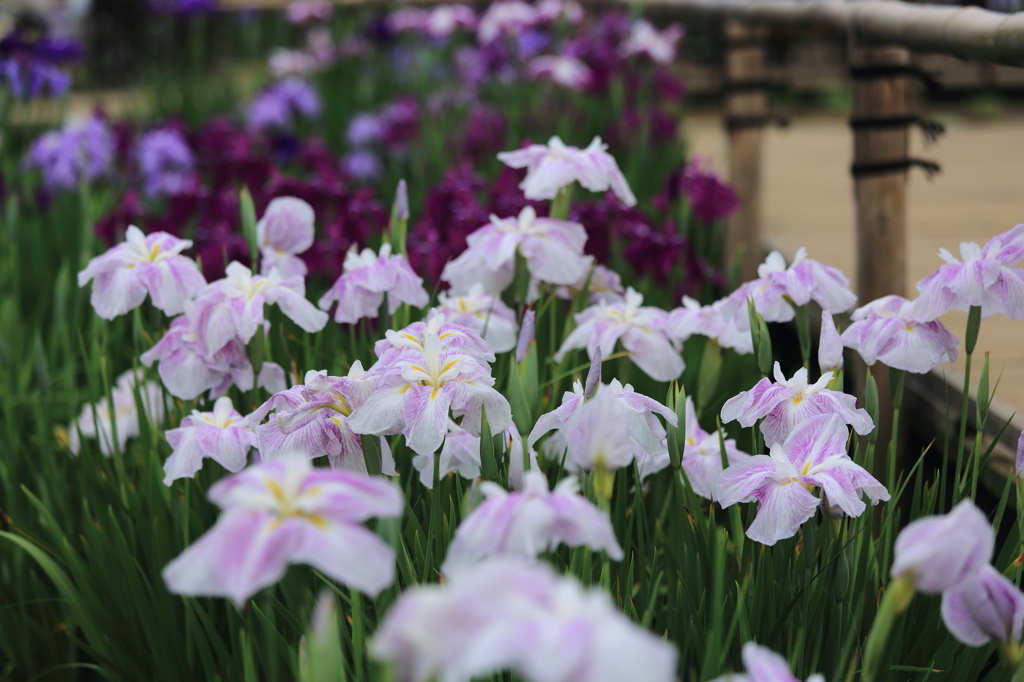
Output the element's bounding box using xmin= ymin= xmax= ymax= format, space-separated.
xmin=69 ymin=370 xmax=166 ymax=456
xmin=318 ymin=243 xmax=429 ymax=324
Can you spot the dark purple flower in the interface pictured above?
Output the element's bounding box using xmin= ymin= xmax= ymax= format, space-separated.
xmin=654 ymin=68 xmax=686 ymax=103
xmin=95 ymin=189 xmax=145 ymax=245
xmin=24 ymin=115 xmax=115 ymax=192
xmin=380 ymin=96 xmax=421 ymax=149
xmin=137 ymin=128 xmax=196 ymax=198
xmin=462 ymin=105 xmax=506 ymax=159
xmin=676 ymin=158 xmax=739 ymax=225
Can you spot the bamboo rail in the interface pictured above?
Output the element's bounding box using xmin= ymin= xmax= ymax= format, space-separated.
xmin=634 ymin=0 xmax=1024 ymax=67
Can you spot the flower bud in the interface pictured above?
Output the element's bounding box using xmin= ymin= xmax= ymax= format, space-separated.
xmin=890 ymin=499 xmax=993 ymax=594
xmin=818 ymin=310 xmax=843 ymax=373
xmin=942 ymin=564 xmax=1024 ymax=647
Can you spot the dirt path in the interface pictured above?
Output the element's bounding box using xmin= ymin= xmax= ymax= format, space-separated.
xmin=686 ymin=112 xmax=1024 ymax=419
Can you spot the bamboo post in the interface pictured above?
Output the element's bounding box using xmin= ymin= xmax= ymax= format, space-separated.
xmin=724 ymin=20 xmax=770 ymax=282
xmin=850 ymin=45 xmax=911 ymax=484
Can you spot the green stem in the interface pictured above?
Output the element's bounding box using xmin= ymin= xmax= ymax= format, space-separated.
xmin=861 ymin=574 xmax=916 ymax=682
xmin=955 ymin=351 xmax=974 ymax=494
xmin=549 ymin=183 xmax=574 ymax=221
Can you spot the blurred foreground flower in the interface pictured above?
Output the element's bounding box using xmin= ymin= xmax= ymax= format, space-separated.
xmin=710 ymin=642 xmax=824 ymax=682
xmin=371 ymin=558 xmax=677 ymax=682
xmin=942 ymin=564 xmax=1024 ymax=648
xmin=890 ymin=499 xmax=993 ymax=594
xmin=78 ymin=225 xmax=206 ymax=319
xmin=163 ymin=458 xmax=403 ymax=606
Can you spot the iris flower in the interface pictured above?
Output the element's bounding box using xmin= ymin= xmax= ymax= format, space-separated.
xmin=841 ymin=295 xmax=958 ymax=373
xmin=163 ymin=458 xmax=403 ymax=606
xmin=680 ymin=396 xmax=751 ymax=499
xmin=722 ymin=362 xmax=873 ymax=447
xmin=434 ymin=285 xmax=519 ymax=353
xmin=78 ymin=225 xmax=206 ymax=319
xmin=716 ymin=414 xmax=888 ymax=546
xmin=319 ymin=243 xmax=429 ymax=324
xmin=163 ymin=396 xmax=256 ymax=485
xmin=257 ymin=197 xmax=316 ymax=278
xmin=497 ymin=136 xmax=637 ymax=206
xmin=555 ymin=287 xmax=683 ymax=382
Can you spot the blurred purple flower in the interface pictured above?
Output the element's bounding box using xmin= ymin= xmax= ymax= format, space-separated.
xmin=516 ymin=29 xmax=550 ymax=59
xmin=247 ymin=78 xmax=321 ymax=132
xmin=24 ymin=115 xmax=115 ymax=192
xmin=137 ymin=128 xmax=196 ymax=198
xmin=150 ymin=0 xmax=218 ymax=15
xmin=342 ymin=150 xmax=383 ymax=182
xmin=347 ymin=113 xmax=386 ymax=147
xmin=0 ymin=30 xmax=81 ymax=99
xmin=462 ymin=105 xmax=506 ymax=159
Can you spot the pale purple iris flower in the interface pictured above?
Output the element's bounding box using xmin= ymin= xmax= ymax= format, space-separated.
xmin=441 ymin=470 xmax=622 ymax=575
xmin=716 ymin=414 xmax=888 ymax=546
xmin=840 ymin=295 xmax=958 ymax=373
xmin=371 ymin=558 xmax=678 ymax=682
xmin=1017 ymin=429 xmax=1024 ymax=479
xmin=412 ymin=419 xmax=481 ymax=487
xmin=442 ymin=206 xmax=592 ymax=296
xmin=434 ymin=285 xmax=519 ymax=353
xmin=413 ymin=422 xmax=538 ymax=490
xmin=69 ymin=370 xmax=166 ymax=456
xmin=497 ymin=136 xmax=637 ymax=207
xmin=680 ymin=396 xmax=751 ymax=500
xmin=24 ymin=115 xmax=114 ymax=192
xmin=818 ymin=311 xmax=844 ymax=373
xmin=668 ymin=295 xmax=753 ymax=354
xmin=78 ymin=225 xmax=206 ymax=319
xmin=346 ymin=113 xmax=385 ymax=147
xmin=347 ymin=325 xmax=511 ymax=457
xmin=249 ymin=366 xmax=397 ymax=475
xmin=721 ymin=361 xmax=873 ymax=447
xmin=536 ymin=0 xmax=583 ymax=22
xmin=319 ymin=243 xmax=429 ymax=325
xmin=719 ymin=249 xmax=857 ymax=339
xmin=620 ymin=19 xmax=685 ymax=64
xmin=342 ymin=150 xmax=383 ymax=182
xmin=163 ymin=458 xmax=403 ymax=606
xmin=370 ymin=314 xmax=497 ymax=373
xmin=190 ymin=262 xmax=328 ymax=352
xmin=476 ymin=1 xmax=541 ymax=44
xmin=257 ymin=197 xmax=316 ymax=279
xmin=140 ymin=309 xmax=254 ymax=401
xmin=890 ymin=499 xmax=994 ymax=594
xmin=257 ymin=361 xmax=289 ymax=395
xmin=556 ymin=287 xmax=684 ymax=382
xmin=942 ymin=564 xmax=1024 ymax=647
xmin=163 ymin=396 xmax=256 ymax=485
xmin=526 ymin=55 xmax=593 ymax=91
xmin=136 ymin=128 xmax=196 ymax=199
xmin=911 ymin=224 xmax=1024 ymax=321
xmin=710 ymin=642 xmax=824 ymax=682
xmin=530 ymin=376 xmax=677 ymax=478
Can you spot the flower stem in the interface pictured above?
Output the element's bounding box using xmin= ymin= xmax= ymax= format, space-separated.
xmin=861 ymin=574 xmax=916 ymax=682
xmin=549 ymin=183 xmax=574 ymax=221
